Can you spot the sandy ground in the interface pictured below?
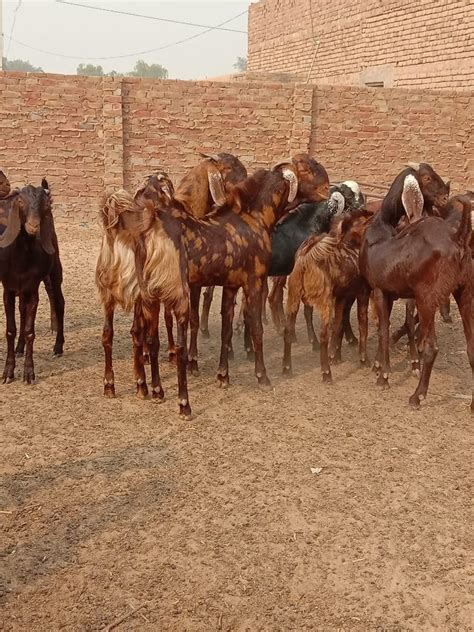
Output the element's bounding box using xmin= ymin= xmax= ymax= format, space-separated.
xmin=0 ymin=224 xmax=473 ymax=631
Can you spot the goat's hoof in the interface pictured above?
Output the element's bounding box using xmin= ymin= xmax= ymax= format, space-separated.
xmin=376 ymin=374 xmax=390 ymax=389
xmin=200 ymin=329 xmax=210 ymax=339
xmin=282 ymin=365 xmax=292 ymax=377
xmin=346 ymin=336 xmax=358 ymax=347
xmin=3 ymin=375 xmax=15 ymax=384
xmin=246 ymin=350 xmax=255 ymax=362
xmin=441 ymin=315 xmax=453 ymax=324
xmin=53 ymin=350 xmax=63 ymax=358
xmin=330 ymin=353 xmax=342 ymax=365
xmin=104 ymin=384 xmax=116 ymax=398
xmin=168 ymin=349 xmax=177 ymax=364
xmin=322 ymin=372 xmax=333 ymax=384
xmin=217 ymin=373 xmax=230 ymax=388
xmin=23 ymin=370 xmax=36 ymax=385
xmin=135 ymin=383 xmax=149 ymax=399
xmin=143 ymin=353 xmax=150 ymax=365
xmin=179 ymin=402 xmax=192 ymax=420
xmin=188 ymin=360 xmax=199 ymax=376
xmin=372 ymin=362 xmax=381 ymax=374
xmin=152 ymin=387 xmax=165 ymax=401
xmin=409 ymin=394 xmax=421 ymax=409
xmin=257 ymin=376 xmax=272 ymax=390
xmin=15 ymin=349 xmax=24 ymax=358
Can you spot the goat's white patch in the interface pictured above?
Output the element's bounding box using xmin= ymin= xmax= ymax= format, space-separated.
xmin=470 ymin=210 xmax=474 ymax=229
xmin=328 ymin=191 xmax=345 ymax=215
xmin=401 ymin=174 xmax=424 ymax=222
xmin=342 ymin=180 xmax=360 ymax=197
xmin=282 ymin=168 xmax=298 ymax=203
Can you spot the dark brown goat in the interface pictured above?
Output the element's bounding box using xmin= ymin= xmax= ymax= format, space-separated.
xmin=359 ymin=164 xmax=474 ymax=410
xmin=0 ymin=180 xmax=65 ymax=383
xmin=282 ymin=209 xmax=373 ymax=382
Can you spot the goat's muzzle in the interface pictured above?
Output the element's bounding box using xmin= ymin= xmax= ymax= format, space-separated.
xmin=25 ymin=221 xmax=40 ymax=236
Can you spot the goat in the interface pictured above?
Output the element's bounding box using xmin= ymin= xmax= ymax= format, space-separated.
xmin=267 ymin=180 xmax=366 ymax=349
xmin=96 ymin=180 xmax=192 ymax=418
xmin=0 ymin=180 xmax=65 ymax=383
xmin=155 ymin=153 xmax=247 ymax=358
xmin=359 ymin=163 xmax=474 ymax=410
xmin=282 ymin=209 xmax=372 ymax=381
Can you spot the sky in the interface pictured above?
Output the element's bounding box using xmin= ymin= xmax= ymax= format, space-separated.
xmin=2 ymin=0 xmax=251 ymax=79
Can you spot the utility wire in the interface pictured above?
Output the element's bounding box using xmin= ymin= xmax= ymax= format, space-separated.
xmin=55 ymin=0 xmax=247 ymax=33
xmin=5 ymin=9 xmax=248 ymax=61
xmin=6 ymin=0 xmax=22 ymax=58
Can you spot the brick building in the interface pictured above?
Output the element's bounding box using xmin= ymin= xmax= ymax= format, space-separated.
xmin=248 ymin=0 xmax=474 ymax=90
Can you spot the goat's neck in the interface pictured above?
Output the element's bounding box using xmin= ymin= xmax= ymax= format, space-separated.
xmin=175 ymin=171 xmax=211 ymax=217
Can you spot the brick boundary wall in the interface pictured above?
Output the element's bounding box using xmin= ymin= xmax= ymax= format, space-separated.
xmin=0 ymin=71 xmax=472 ymax=223
xmin=248 ymin=0 xmax=474 ymax=91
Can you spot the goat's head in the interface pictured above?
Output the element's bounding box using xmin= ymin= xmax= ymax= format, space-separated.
xmin=288 ymin=153 xmax=330 ymax=205
xmin=334 ymin=181 xmax=365 ymax=211
xmin=0 ymin=170 xmax=11 ymax=198
xmin=406 ymin=162 xmax=450 ymax=211
xmin=134 ymin=171 xmax=175 ymax=209
xmin=0 ymin=178 xmax=55 ymax=253
xmin=334 ymin=207 xmax=373 ymax=250
xmin=199 ymin=152 xmax=247 ymax=206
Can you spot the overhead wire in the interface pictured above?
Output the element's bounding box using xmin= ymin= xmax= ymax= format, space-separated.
xmin=55 ymin=0 xmax=247 ymax=34
xmin=5 ymin=0 xmax=22 ymax=58
xmin=5 ymin=8 xmax=248 ymax=61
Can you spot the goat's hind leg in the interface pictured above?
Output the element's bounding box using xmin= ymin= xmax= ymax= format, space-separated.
xmin=374 ymin=289 xmax=393 ymax=389
xmin=453 ymin=285 xmax=474 ymax=412
xmin=406 ymin=299 xmax=420 ymax=376
xmin=343 ymin=297 xmax=358 ymax=346
xmin=217 ymin=287 xmax=237 ymax=387
xmin=200 ymin=286 xmax=214 ymax=339
xmin=3 ymin=289 xmax=17 ymax=383
xmin=304 ymin=304 xmax=319 ymax=350
xmin=439 ymin=298 xmax=452 ymax=324
xmin=408 ymin=302 xmax=437 ymax=409
xmin=131 ymin=302 xmax=149 ymax=399
xmin=146 ymin=301 xmax=164 ymax=401
xmin=15 ymin=293 xmax=26 ymax=357
xmin=164 ymin=307 xmax=177 ymax=363
xmin=175 ymin=312 xmax=192 ymax=419
xmin=329 ymin=298 xmax=345 ymax=364
xmin=102 ymin=301 xmax=115 ymax=397
xmin=188 ymin=285 xmax=201 ymax=375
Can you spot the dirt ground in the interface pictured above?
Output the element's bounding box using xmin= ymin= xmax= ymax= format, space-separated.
xmin=1 ymin=224 xmax=473 ymax=632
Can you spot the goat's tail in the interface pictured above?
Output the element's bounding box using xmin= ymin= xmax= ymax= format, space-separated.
xmin=452 ymin=194 xmax=473 ymax=249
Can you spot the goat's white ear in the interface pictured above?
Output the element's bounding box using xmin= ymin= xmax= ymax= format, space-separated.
xmin=406 ymin=162 xmax=420 ymax=172
xmin=328 ymin=191 xmax=345 ymax=216
xmin=402 ymin=174 xmax=424 ymax=222
xmin=281 ymin=167 xmax=298 ymax=203
xmin=208 ymin=168 xmax=226 ymax=206
xmin=200 ymin=152 xmax=220 ymax=162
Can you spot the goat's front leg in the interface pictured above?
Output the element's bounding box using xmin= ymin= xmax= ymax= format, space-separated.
xmin=217 ymin=287 xmax=237 ymax=387
xmin=304 ymin=304 xmax=319 ymax=349
xmin=343 ymin=296 xmax=358 ymax=346
xmin=43 ymin=274 xmax=58 ymax=333
xmin=15 ymin=293 xmax=26 ymax=357
xmin=188 ymin=285 xmax=201 ymax=375
xmin=282 ymin=308 xmax=297 ymax=376
xmin=357 ymin=286 xmax=370 ymax=367
xmin=3 ymin=289 xmax=17 ymax=383
xmin=102 ymin=301 xmax=115 ymax=397
xmin=329 ymin=297 xmax=345 ymax=364
xmin=374 ymin=288 xmax=392 ymax=389
xmin=147 ymin=302 xmax=164 ymax=401
xmin=262 ymin=277 xmax=269 ymax=325
xmin=268 ymin=276 xmax=286 ymax=335
xmin=200 ymin=285 xmax=214 ymax=339
xmin=22 ymin=289 xmax=39 ymax=384
xmin=175 ymin=312 xmax=192 ymax=419
xmin=243 ymin=302 xmax=254 ymax=361
xmin=409 ymin=303 xmax=437 ymax=409
xmin=453 ymin=284 xmax=474 ymax=412
xmin=164 ymin=306 xmax=177 ymax=363
xmin=131 ymin=302 xmax=148 ymax=399
xmin=320 ymin=302 xmax=332 ymax=383
xmin=245 ymin=283 xmax=271 ymax=388
xmin=405 ymin=299 xmax=420 ymax=375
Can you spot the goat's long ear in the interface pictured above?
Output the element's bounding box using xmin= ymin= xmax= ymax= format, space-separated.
xmin=445 ymin=180 xmax=451 ymax=195
xmin=401 ymin=174 xmax=424 ymax=222
xmin=41 ymin=178 xmax=50 ymax=194
xmin=327 ymin=191 xmax=345 ymax=216
xmin=40 ymin=213 xmax=56 ymax=255
xmin=0 ymin=199 xmax=21 ymax=248
xmin=406 ymin=162 xmax=420 ymax=172
xmin=281 ymin=166 xmax=298 ymax=203
xmin=207 ymin=163 xmax=226 ymax=206
xmin=200 ymin=152 xmax=220 ymax=162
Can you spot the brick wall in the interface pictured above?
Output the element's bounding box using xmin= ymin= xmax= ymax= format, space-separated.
xmin=248 ymin=0 xmax=474 ymax=90
xmin=0 ymin=71 xmax=472 ymax=222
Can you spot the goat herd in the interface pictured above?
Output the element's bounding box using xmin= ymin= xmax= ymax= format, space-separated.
xmin=0 ymin=153 xmax=473 ymax=419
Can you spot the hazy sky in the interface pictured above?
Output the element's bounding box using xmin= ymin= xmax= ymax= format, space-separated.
xmin=2 ymin=0 xmax=251 ymax=79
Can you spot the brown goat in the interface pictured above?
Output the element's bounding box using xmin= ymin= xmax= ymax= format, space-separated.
xmin=359 ymin=164 xmax=474 ymax=410
xmin=147 ymin=153 xmax=247 ymax=359
xmin=282 ymin=209 xmax=372 ymax=382
xmin=96 ymin=184 xmax=192 ymax=418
